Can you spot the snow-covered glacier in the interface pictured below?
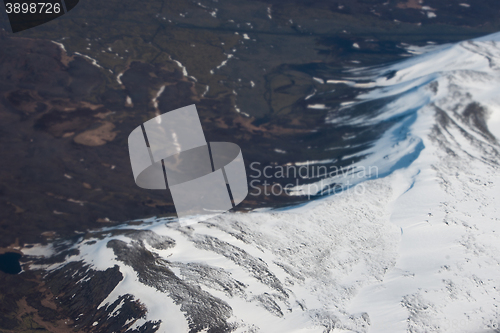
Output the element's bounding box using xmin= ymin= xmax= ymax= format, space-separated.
xmin=24 ymin=33 xmax=500 ymax=333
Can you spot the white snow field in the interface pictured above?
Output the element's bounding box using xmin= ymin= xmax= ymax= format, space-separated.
xmin=27 ymin=33 xmax=500 ymax=332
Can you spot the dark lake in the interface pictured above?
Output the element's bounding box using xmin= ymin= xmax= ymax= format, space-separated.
xmin=0 ymin=252 xmax=22 ymax=275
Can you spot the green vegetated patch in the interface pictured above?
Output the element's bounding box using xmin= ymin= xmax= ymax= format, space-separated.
xmin=16 ymin=313 xmax=50 ymax=333
xmin=0 ymin=270 xmax=65 ymax=333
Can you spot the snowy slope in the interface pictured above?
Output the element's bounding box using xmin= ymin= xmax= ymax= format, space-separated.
xmin=25 ymin=33 xmax=500 ymax=333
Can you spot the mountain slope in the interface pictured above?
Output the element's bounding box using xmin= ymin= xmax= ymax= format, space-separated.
xmin=24 ymin=33 xmax=500 ymax=333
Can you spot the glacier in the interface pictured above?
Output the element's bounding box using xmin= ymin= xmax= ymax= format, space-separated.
xmin=24 ymin=32 xmax=500 ymax=332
